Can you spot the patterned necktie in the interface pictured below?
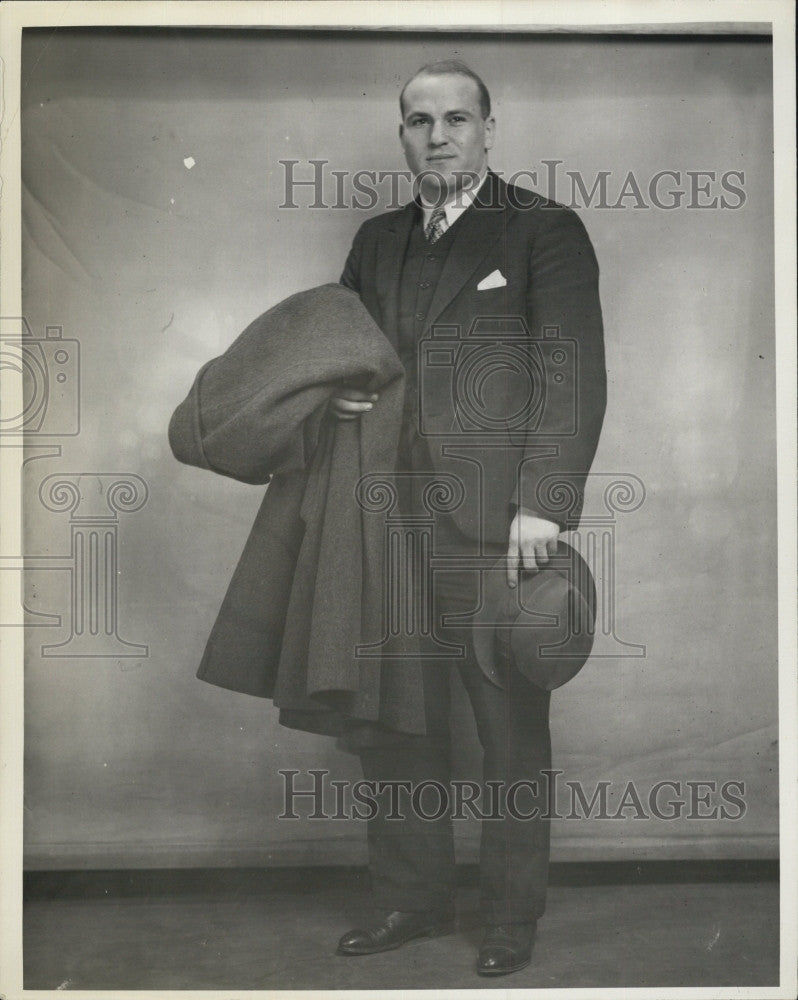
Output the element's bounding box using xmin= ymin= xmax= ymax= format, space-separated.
xmin=425 ymin=207 xmax=447 ymax=244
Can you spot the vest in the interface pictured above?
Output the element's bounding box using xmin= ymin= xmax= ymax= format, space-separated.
xmin=396 ymin=214 xmax=458 ymax=460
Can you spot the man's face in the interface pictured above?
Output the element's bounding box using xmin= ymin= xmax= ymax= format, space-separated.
xmin=399 ymin=73 xmax=495 ymax=202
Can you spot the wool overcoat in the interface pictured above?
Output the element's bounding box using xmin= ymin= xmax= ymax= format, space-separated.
xmin=168 ymin=284 xmax=429 ymax=738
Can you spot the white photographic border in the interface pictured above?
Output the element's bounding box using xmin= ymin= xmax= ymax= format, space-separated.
xmin=1 ymin=2 xmax=795 ymax=999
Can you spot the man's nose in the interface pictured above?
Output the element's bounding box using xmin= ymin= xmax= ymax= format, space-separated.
xmin=428 ymin=119 xmax=448 ymax=146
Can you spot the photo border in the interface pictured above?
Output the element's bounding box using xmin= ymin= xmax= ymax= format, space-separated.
xmin=1 ymin=2 xmax=795 ymax=998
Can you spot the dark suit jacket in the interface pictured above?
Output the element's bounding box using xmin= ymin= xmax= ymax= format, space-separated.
xmin=340 ymin=171 xmax=606 ymax=539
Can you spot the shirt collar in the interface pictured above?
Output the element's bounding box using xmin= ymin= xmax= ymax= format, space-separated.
xmin=420 ymin=170 xmax=489 ymax=229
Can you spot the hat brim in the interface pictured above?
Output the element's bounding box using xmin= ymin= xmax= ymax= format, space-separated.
xmin=472 ymin=540 xmax=596 ymax=691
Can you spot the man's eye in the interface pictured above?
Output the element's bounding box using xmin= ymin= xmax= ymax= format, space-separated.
xmin=448 ymin=116 xmax=466 ymax=124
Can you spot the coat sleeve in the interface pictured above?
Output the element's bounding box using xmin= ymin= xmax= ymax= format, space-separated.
xmin=167 ymin=314 xmax=319 ymax=485
xmin=168 ymin=360 xmax=216 ymax=473
xmin=510 ymin=205 xmax=607 ymax=531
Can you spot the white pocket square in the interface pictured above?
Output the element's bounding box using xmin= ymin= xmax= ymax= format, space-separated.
xmin=477 ymin=269 xmax=507 ymax=291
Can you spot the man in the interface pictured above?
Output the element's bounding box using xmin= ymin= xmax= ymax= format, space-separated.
xmin=332 ymin=60 xmax=606 ymax=976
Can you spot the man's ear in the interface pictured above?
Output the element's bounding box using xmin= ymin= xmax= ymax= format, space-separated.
xmin=484 ymin=116 xmax=496 ymax=151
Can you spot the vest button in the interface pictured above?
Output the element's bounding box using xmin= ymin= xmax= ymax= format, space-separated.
xmin=426 ymin=254 xmax=437 ymax=262
xmin=419 ymin=281 xmax=431 ymax=289
xmin=415 ymin=312 xmax=425 ymax=322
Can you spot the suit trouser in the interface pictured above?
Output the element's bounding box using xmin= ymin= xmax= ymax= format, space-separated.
xmin=355 ymin=429 xmax=553 ymax=926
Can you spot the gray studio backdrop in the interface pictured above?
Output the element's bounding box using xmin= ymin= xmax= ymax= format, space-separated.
xmin=19 ymin=29 xmax=776 ymax=868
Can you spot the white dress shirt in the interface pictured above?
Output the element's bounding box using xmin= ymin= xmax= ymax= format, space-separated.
xmin=420 ymin=171 xmax=488 ymax=236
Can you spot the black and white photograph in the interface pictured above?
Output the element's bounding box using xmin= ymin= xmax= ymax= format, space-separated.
xmin=0 ymin=1 xmax=795 ymax=997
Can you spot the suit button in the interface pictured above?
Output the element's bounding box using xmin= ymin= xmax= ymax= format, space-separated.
xmin=419 ymin=281 xmax=430 ymax=289
xmin=426 ymin=254 xmax=437 ymax=262
xmin=415 ymin=312 xmax=424 ymax=321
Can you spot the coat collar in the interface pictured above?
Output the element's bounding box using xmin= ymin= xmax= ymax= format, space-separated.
xmin=374 ymin=171 xmax=512 ymax=342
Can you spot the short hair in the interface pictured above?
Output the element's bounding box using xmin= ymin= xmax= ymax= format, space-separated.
xmin=399 ymin=60 xmax=492 ymax=119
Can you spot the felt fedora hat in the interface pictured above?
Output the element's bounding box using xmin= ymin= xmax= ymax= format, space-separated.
xmin=472 ymin=540 xmax=596 ymax=691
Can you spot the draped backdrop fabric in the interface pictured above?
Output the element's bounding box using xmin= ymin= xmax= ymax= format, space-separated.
xmin=20 ymin=30 xmax=777 ymax=868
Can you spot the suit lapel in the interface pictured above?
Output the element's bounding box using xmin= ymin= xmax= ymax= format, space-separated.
xmin=425 ymin=172 xmax=509 ymax=329
xmin=375 ymin=201 xmax=417 ymax=347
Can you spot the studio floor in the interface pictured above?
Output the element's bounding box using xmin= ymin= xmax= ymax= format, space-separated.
xmin=23 ymin=863 xmax=779 ymax=991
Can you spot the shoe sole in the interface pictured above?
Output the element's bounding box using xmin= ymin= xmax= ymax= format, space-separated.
xmin=336 ymin=922 xmax=454 ymax=956
xmin=476 ymin=956 xmax=531 ymax=977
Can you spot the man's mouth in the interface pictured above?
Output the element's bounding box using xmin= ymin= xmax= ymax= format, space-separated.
xmin=427 ymin=155 xmax=455 ymax=162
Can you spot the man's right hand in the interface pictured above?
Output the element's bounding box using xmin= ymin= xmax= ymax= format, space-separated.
xmin=328 ymin=387 xmax=379 ymax=421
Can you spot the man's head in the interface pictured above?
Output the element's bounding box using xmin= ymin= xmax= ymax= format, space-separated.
xmin=399 ymin=60 xmax=495 ymax=204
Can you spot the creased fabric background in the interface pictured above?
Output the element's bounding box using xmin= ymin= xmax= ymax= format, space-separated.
xmin=20 ymin=30 xmax=776 ymax=867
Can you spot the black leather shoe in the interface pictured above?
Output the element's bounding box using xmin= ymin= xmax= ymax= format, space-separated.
xmin=337 ymin=909 xmax=454 ymax=956
xmin=476 ymin=921 xmax=536 ymax=977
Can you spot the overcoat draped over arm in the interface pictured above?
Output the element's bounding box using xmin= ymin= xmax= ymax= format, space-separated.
xmin=168 ymin=284 xmax=429 ymax=739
